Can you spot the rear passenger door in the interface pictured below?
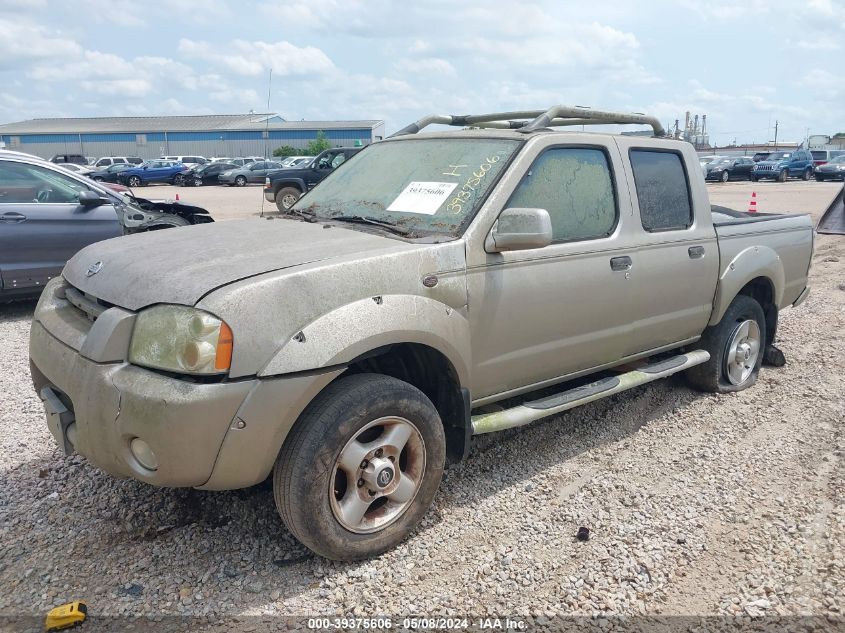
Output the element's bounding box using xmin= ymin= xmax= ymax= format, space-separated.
xmin=614 ymin=142 xmax=719 ymax=357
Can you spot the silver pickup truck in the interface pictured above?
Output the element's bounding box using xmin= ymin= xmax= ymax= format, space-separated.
xmin=29 ymin=106 xmax=813 ymax=560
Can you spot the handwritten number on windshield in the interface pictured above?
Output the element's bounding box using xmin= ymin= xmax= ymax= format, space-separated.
xmin=446 ymin=155 xmax=501 ymax=215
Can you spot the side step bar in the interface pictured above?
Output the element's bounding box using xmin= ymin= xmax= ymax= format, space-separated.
xmin=471 ymin=350 xmax=710 ymax=435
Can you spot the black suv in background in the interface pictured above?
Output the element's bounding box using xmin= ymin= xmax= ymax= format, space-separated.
xmin=264 ymin=147 xmax=362 ymax=211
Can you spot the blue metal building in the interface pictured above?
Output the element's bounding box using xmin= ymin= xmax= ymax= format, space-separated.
xmin=0 ymin=113 xmax=385 ymax=160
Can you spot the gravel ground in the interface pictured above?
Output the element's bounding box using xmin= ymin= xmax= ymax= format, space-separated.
xmin=0 ymin=187 xmax=843 ymax=628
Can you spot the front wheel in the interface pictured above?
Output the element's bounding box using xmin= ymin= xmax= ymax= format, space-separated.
xmin=778 ymin=169 xmax=788 ymax=182
xmin=750 ymin=175 xmax=758 ymax=182
xmin=275 ymin=187 xmax=302 ymax=212
xmin=685 ymin=295 xmax=766 ymax=393
xmin=273 ymin=373 xmax=446 ymax=560
xmin=173 ymin=174 xmax=184 ymax=186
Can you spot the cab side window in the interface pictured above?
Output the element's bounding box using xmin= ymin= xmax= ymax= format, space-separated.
xmin=507 ymin=147 xmax=617 ymax=242
xmin=630 ymin=150 xmax=692 ymax=232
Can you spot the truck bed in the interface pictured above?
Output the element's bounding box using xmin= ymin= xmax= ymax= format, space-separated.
xmin=712 ymin=205 xmax=813 ymax=312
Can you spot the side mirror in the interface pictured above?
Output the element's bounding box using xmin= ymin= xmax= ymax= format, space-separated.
xmin=78 ymin=190 xmax=105 ymax=207
xmin=485 ymin=207 xmax=553 ymax=253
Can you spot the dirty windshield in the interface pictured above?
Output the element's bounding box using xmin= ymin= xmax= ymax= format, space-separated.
xmin=292 ymin=138 xmax=521 ymax=238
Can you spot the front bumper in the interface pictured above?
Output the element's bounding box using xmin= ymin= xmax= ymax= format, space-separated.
xmin=263 ymin=188 xmax=276 ymax=203
xmin=752 ymin=169 xmax=784 ymax=179
xmin=29 ymin=279 xmax=343 ymax=490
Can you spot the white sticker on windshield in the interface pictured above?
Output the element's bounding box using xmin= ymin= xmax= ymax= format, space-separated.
xmin=386 ymin=181 xmax=458 ymax=215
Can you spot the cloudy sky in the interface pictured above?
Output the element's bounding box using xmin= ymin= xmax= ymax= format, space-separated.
xmin=1 ymin=0 xmax=842 ymax=144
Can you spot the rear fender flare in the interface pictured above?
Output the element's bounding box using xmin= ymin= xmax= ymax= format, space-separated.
xmin=709 ymin=245 xmax=784 ymax=326
xmin=259 ymin=295 xmax=471 ymax=387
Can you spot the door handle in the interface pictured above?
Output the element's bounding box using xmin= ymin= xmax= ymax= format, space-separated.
xmin=0 ymin=212 xmax=27 ymax=223
xmin=688 ymin=245 xmax=705 ymax=259
xmin=610 ymin=256 xmax=633 ymax=271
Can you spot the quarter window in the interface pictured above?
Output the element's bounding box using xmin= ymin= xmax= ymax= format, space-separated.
xmin=506 ymin=147 xmax=617 ymax=242
xmin=630 ymin=150 xmax=692 ymax=232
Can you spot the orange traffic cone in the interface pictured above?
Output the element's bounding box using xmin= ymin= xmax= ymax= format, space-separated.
xmin=747 ymin=191 xmax=757 ymax=213
xmin=175 ymin=193 xmax=180 ymax=201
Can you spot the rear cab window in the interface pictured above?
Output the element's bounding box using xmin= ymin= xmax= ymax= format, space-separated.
xmin=629 ymin=149 xmax=693 ymax=232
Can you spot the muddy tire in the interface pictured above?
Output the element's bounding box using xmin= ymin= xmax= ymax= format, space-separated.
xmin=273 ymin=373 xmax=445 ymax=560
xmin=275 ymin=187 xmax=302 ymax=212
xmin=685 ymin=295 xmax=766 ymax=393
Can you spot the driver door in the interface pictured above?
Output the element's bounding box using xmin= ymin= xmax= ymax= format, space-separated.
xmin=0 ymin=159 xmax=121 ymax=290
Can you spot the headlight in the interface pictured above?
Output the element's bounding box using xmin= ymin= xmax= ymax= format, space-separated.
xmin=129 ymin=305 xmax=233 ymax=375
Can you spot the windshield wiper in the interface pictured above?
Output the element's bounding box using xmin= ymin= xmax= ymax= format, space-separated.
xmin=328 ymin=215 xmax=411 ymax=236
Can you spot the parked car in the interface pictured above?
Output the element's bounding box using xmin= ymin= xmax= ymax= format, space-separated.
xmin=699 ymin=155 xmax=726 ymax=177
xmin=0 ymin=151 xmax=213 ymax=299
xmin=278 ymin=156 xmax=311 ymax=168
xmin=814 ymin=154 xmax=845 ymax=181
xmin=91 ymin=156 xmax=143 ymax=168
xmin=217 ymin=160 xmax=283 ymax=186
xmin=28 ymin=106 xmax=813 ymax=560
xmin=183 ymin=162 xmax=237 ymax=186
xmin=215 ymin=157 xmax=255 ymax=167
xmin=88 ymin=163 xmax=133 ymax=183
xmin=704 ymin=156 xmax=755 ymax=182
xmin=751 ymin=149 xmax=815 ymax=181
xmin=56 ymin=163 xmax=94 ymax=176
xmin=810 ymin=149 xmax=845 ymax=167
xmin=117 ymin=160 xmax=188 ymax=187
xmin=161 ymin=155 xmax=207 ymax=167
xmin=264 ymin=147 xmax=362 ymax=210
xmin=49 ymin=154 xmax=88 ymax=165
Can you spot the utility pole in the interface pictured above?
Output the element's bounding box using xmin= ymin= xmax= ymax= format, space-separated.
xmin=773 ymin=120 xmax=779 ymax=150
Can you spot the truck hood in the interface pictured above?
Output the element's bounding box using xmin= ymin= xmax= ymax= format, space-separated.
xmin=63 ymin=218 xmax=413 ymax=311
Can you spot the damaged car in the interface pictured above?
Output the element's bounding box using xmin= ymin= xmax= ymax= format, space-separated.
xmin=0 ymin=150 xmax=212 ymax=300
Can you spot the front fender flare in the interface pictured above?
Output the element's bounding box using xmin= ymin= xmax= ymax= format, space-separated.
xmin=709 ymin=245 xmax=784 ymax=326
xmin=259 ymin=295 xmax=471 ymax=386
xmin=271 ymin=178 xmax=307 ymax=195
